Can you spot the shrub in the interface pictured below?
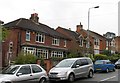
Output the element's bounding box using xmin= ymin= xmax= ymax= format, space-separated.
xmin=67 ymin=52 xmax=83 ymax=58
xmin=102 ymin=50 xmax=111 ymax=56
xmin=87 ymin=54 xmax=94 ymax=61
xmin=15 ymin=52 xmax=37 ymax=64
xmin=94 ymin=54 xmax=108 ymax=61
xmin=108 ymin=54 xmax=120 ymax=63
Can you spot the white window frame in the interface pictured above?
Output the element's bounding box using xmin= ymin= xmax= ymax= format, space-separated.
xmin=36 ymin=49 xmax=48 ymax=59
xmin=26 ymin=31 xmax=30 ymax=41
xmin=86 ymin=41 xmax=89 ymax=48
xmin=51 ymin=51 xmax=63 ymax=58
xmin=106 ymin=41 xmax=109 ymax=47
xmin=94 ymin=38 xmax=99 ymax=46
xmin=79 ymin=37 xmax=83 ymax=47
xmin=36 ymin=33 xmax=45 ymax=43
xmin=111 ymin=39 xmax=115 ymax=47
xmin=22 ymin=47 xmax=36 ymax=55
xmin=52 ymin=37 xmax=60 ymax=46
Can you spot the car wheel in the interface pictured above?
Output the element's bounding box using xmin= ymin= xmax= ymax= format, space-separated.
xmin=88 ymin=70 xmax=93 ymax=78
xmin=106 ymin=68 xmax=109 ymax=73
xmin=39 ymin=78 xmax=46 ymax=83
xmin=113 ymin=68 xmax=116 ymax=72
xmin=68 ymin=73 xmax=74 ymax=82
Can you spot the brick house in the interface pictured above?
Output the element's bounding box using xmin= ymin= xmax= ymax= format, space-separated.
xmin=88 ymin=30 xmax=106 ymax=54
xmin=57 ymin=23 xmax=106 ymax=55
xmin=76 ymin=23 xmax=106 ymax=54
xmin=56 ymin=23 xmax=94 ymax=56
xmin=103 ymin=32 xmax=116 ymax=54
xmin=2 ymin=13 xmax=70 ymax=72
xmin=115 ymin=36 xmax=120 ymax=53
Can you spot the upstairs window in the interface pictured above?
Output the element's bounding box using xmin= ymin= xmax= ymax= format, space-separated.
xmin=111 ymin=40 xmax=115 ymax=47
xmin=79 ymin=36 xmax=83 ymax=47
xmin=26 ymin=31 xmax=30 ymax=41
xmin=36 ymin=33 xmax=45 ymax=43
xmin=52 ymin=37 xmax=59 ymax=46
xmin=106 ymin=41 xmax=109 ymax=46
xmin=86 ymin=41 xmax=89 ymax=48
xmin=64 ymin=40 xmax=67 ymax=47
xmin=94 ymin=38 xmax=99 ymax=46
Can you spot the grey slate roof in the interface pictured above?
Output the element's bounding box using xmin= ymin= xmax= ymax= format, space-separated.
xmin=56 ymin=27 xmax=80 ymax=40
xmin=4 ymin=18 xmax=69 ymax=39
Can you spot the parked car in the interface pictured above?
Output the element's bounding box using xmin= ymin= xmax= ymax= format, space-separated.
xmin=94 ymin=60 xmax=115 ymax=73
xmin=0 ymin=64 xmax=48 ymax=83
xmin=48 ymin=57 xmax=94 ymax=82
xmin=115 ymin=59 xmax=120 ymax=69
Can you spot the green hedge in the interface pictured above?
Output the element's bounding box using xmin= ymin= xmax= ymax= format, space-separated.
xmin=94 ymin=54 xmax=108 ymax=61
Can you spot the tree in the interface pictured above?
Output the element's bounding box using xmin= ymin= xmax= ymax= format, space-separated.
xmin=0 ymin=26 xmax=9 ymax=41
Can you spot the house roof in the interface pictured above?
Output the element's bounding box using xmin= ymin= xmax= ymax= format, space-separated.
xmin=88 ymin=30 xmax=106 ymax=40
xmin=4 ymin=18 xmax=69 ymax=39
xmin=56 ymin=27 xmax=80 ymax=40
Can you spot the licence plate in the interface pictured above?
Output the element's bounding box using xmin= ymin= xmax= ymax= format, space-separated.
xmin=96 ymin=68 xmax=101 ymax=70
xmin=50 ymin=75 xmax=56 ymax=77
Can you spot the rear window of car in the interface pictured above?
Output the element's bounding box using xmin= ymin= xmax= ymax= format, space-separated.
xmin=95 ymin=60 xmax=104 ymax=64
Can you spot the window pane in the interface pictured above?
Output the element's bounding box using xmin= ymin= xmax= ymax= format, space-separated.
xmin=31 ymin=65 xmax=42 ymax=73
xmin=18 ymin=66 xmax=31 ymax=75
xmin=26 ymin=31 xmax=30 ymax=41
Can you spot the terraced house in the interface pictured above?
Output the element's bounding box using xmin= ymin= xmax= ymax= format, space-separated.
xmin=2 ymin=13 xmax=71 ymax=68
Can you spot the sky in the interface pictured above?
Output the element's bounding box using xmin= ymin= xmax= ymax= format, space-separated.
xmin=0 ymin=0 xmax=119 ymax=36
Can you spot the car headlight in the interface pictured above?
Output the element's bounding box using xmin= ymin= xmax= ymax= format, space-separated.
xmin=58 ymin=72 xmax=67 ymax=76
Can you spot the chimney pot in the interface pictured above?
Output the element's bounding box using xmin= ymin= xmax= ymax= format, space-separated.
xmin=76 ymin=22 xmax=83 ymax=33
xmin=30 ymin=13 xmax=39 ymax=23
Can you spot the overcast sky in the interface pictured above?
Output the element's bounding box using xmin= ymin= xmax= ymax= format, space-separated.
xmin=0 ymin=0 xmax=119 ymax=36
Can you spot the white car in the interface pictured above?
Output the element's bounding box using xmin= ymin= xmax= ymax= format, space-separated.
xmin=115 ymin=59 xmax=120 ymax=69
xmin=49 ymin=57 xmax=94 ymax=82
xmin=0 ymin=64 xmax=48 ymax=83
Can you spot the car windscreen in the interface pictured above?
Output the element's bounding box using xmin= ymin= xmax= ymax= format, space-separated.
xmin=118 ymin=59 xmax=120 ymax=62
xmin=95 ymin=61 xmax=104 ymax=64
xmin=1 ymin=65 xmax=20 ymax=74
xmin=55 ymin=59 xmax=75 ymax=67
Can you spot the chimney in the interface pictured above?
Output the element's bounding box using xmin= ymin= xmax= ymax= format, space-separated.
xmin=76 ymin=22 xmax=83 ymax=33
xmin=30 ymin=13 xmax=39 ymax=23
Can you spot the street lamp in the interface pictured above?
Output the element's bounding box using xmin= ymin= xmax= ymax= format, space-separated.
xmin=87 ymin=6 xmax=99 ymax=53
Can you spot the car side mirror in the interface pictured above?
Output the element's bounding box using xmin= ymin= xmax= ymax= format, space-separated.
xmin=16 ymin=73 xmax=22 ymax=76
xmin=76 ymin=65 xmax=80 ymax=68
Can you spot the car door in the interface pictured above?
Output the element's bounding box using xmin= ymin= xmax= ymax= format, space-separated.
xmin=31 ymin=65 xmax=44 ymax=82
xmin=106 ymin=61 xmax=114 ymax=70
xmin=15 ymin=65 xmax=33 ymax=83
xmin=80 ymin=59 xmax=89 ymax=75
xmin=72 ymin=59 xmax=83 ymax=78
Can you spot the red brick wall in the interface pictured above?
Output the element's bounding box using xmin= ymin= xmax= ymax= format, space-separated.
xmin=115 ymin=36 xmax=120 ymax=53
xmin=99 ymin=38 xmax=106 ymax=51
xmin=2 ymin=28 xmax=22 ymax=66
xmin=20 ymin=29 xmax=69 ymax=48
